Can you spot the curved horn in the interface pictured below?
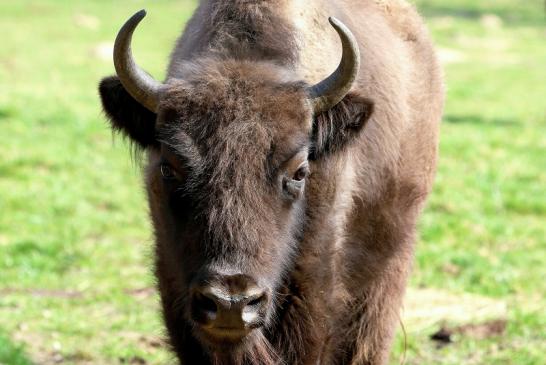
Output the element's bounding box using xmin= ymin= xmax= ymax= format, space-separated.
xmin=114 ymin=10 xmax=163 ymax=112
xmin=308 ymin=17 xmax=361 ymax=115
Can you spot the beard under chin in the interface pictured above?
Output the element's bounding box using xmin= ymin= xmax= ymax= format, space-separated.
xmin=207 ymin=331 xmax=281 ymax=365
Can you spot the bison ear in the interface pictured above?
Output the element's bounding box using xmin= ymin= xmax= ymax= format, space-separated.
xmin=98 ymin=76 xmax=158 ymax=149
xmin=310 ymin=93 xmax=374 ymax=159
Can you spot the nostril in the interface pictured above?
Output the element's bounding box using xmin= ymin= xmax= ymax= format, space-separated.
xmin=247 ymin=298 xmax=261 ymax=307
xmin=191 ymin=291 xmax=221 ymax=325
xmin=241 ymin=292 xmax=267 ymax=328
xmin=247 ymin=295 xmax=264 ymax=307
xmin=194 ymin=292 xmax=218 ymax=313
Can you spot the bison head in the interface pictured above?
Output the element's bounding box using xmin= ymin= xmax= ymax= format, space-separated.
xmin=99 ymin=10 xmax=373 ymax=364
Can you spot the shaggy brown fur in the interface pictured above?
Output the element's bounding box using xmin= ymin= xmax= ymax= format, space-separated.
xmin=98 ymin=1 xmax=443 ymax=364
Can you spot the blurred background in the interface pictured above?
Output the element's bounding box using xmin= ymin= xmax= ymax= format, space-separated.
xmin=0 ymin=1 xmax=544 ymax=364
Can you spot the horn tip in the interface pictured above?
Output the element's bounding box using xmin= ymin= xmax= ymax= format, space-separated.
xmin=328 ymin=17 xmax=351 ymax=36
xmin=328 ymin=16 xmax=340 ymax=27
xmin=134 ymin=9 xmax=147 ymax=20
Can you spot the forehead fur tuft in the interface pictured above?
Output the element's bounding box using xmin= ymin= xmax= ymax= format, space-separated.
xmin=161 ymin=57 xmax=311 ymax=121
xmin=157 ymin=58 xmax=313 ymax=161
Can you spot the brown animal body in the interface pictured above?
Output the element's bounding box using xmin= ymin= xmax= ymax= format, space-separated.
xmin=98 ymin=1 xmax=443 ymax=364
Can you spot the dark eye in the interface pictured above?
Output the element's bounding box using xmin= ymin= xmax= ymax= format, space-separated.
xmin=283 ymin=163 xmax=309 ymax=199
xmin=160 ymin=163 xmax=176 ymax=180
xmin=292 ymin=164 xmax=309 ymax=182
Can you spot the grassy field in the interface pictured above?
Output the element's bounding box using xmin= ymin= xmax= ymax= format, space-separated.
xmin=0 ymin=0 xmax=544 ymax=364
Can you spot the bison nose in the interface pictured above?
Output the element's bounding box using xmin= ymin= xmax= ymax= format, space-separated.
xmin=190 ymin=274 xmax=269 ymax=334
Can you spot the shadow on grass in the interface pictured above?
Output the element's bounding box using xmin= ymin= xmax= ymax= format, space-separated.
xmin=0 ymin=330 xmax=33 ymax=365
xmin=444 ymin=114 xmax=521 ymax=126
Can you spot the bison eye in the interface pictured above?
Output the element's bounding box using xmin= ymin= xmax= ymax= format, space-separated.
xmin=160 ymin=163 xmax=176 ymax=180
xmin=293 ymin=165 xmax=309 ymax=181
xmin=283 ymin=163 xmax=309 ymax=199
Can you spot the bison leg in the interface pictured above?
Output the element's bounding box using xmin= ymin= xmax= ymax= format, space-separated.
xmin=336 ymin=203 xmax=419 ymax=365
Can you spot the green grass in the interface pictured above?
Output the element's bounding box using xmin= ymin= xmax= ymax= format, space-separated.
xmin=0 ymin=0 xmax=544 ymax=364
xmin=0 ymin=331 xmax=32 ymax=365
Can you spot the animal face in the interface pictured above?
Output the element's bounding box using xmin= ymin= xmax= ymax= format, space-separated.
xmin=148 ymin=60 xmax=312 ymax=347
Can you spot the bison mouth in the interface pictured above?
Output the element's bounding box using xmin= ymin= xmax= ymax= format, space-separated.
xmin=194 ymin=324 xmax=252 ymax=347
